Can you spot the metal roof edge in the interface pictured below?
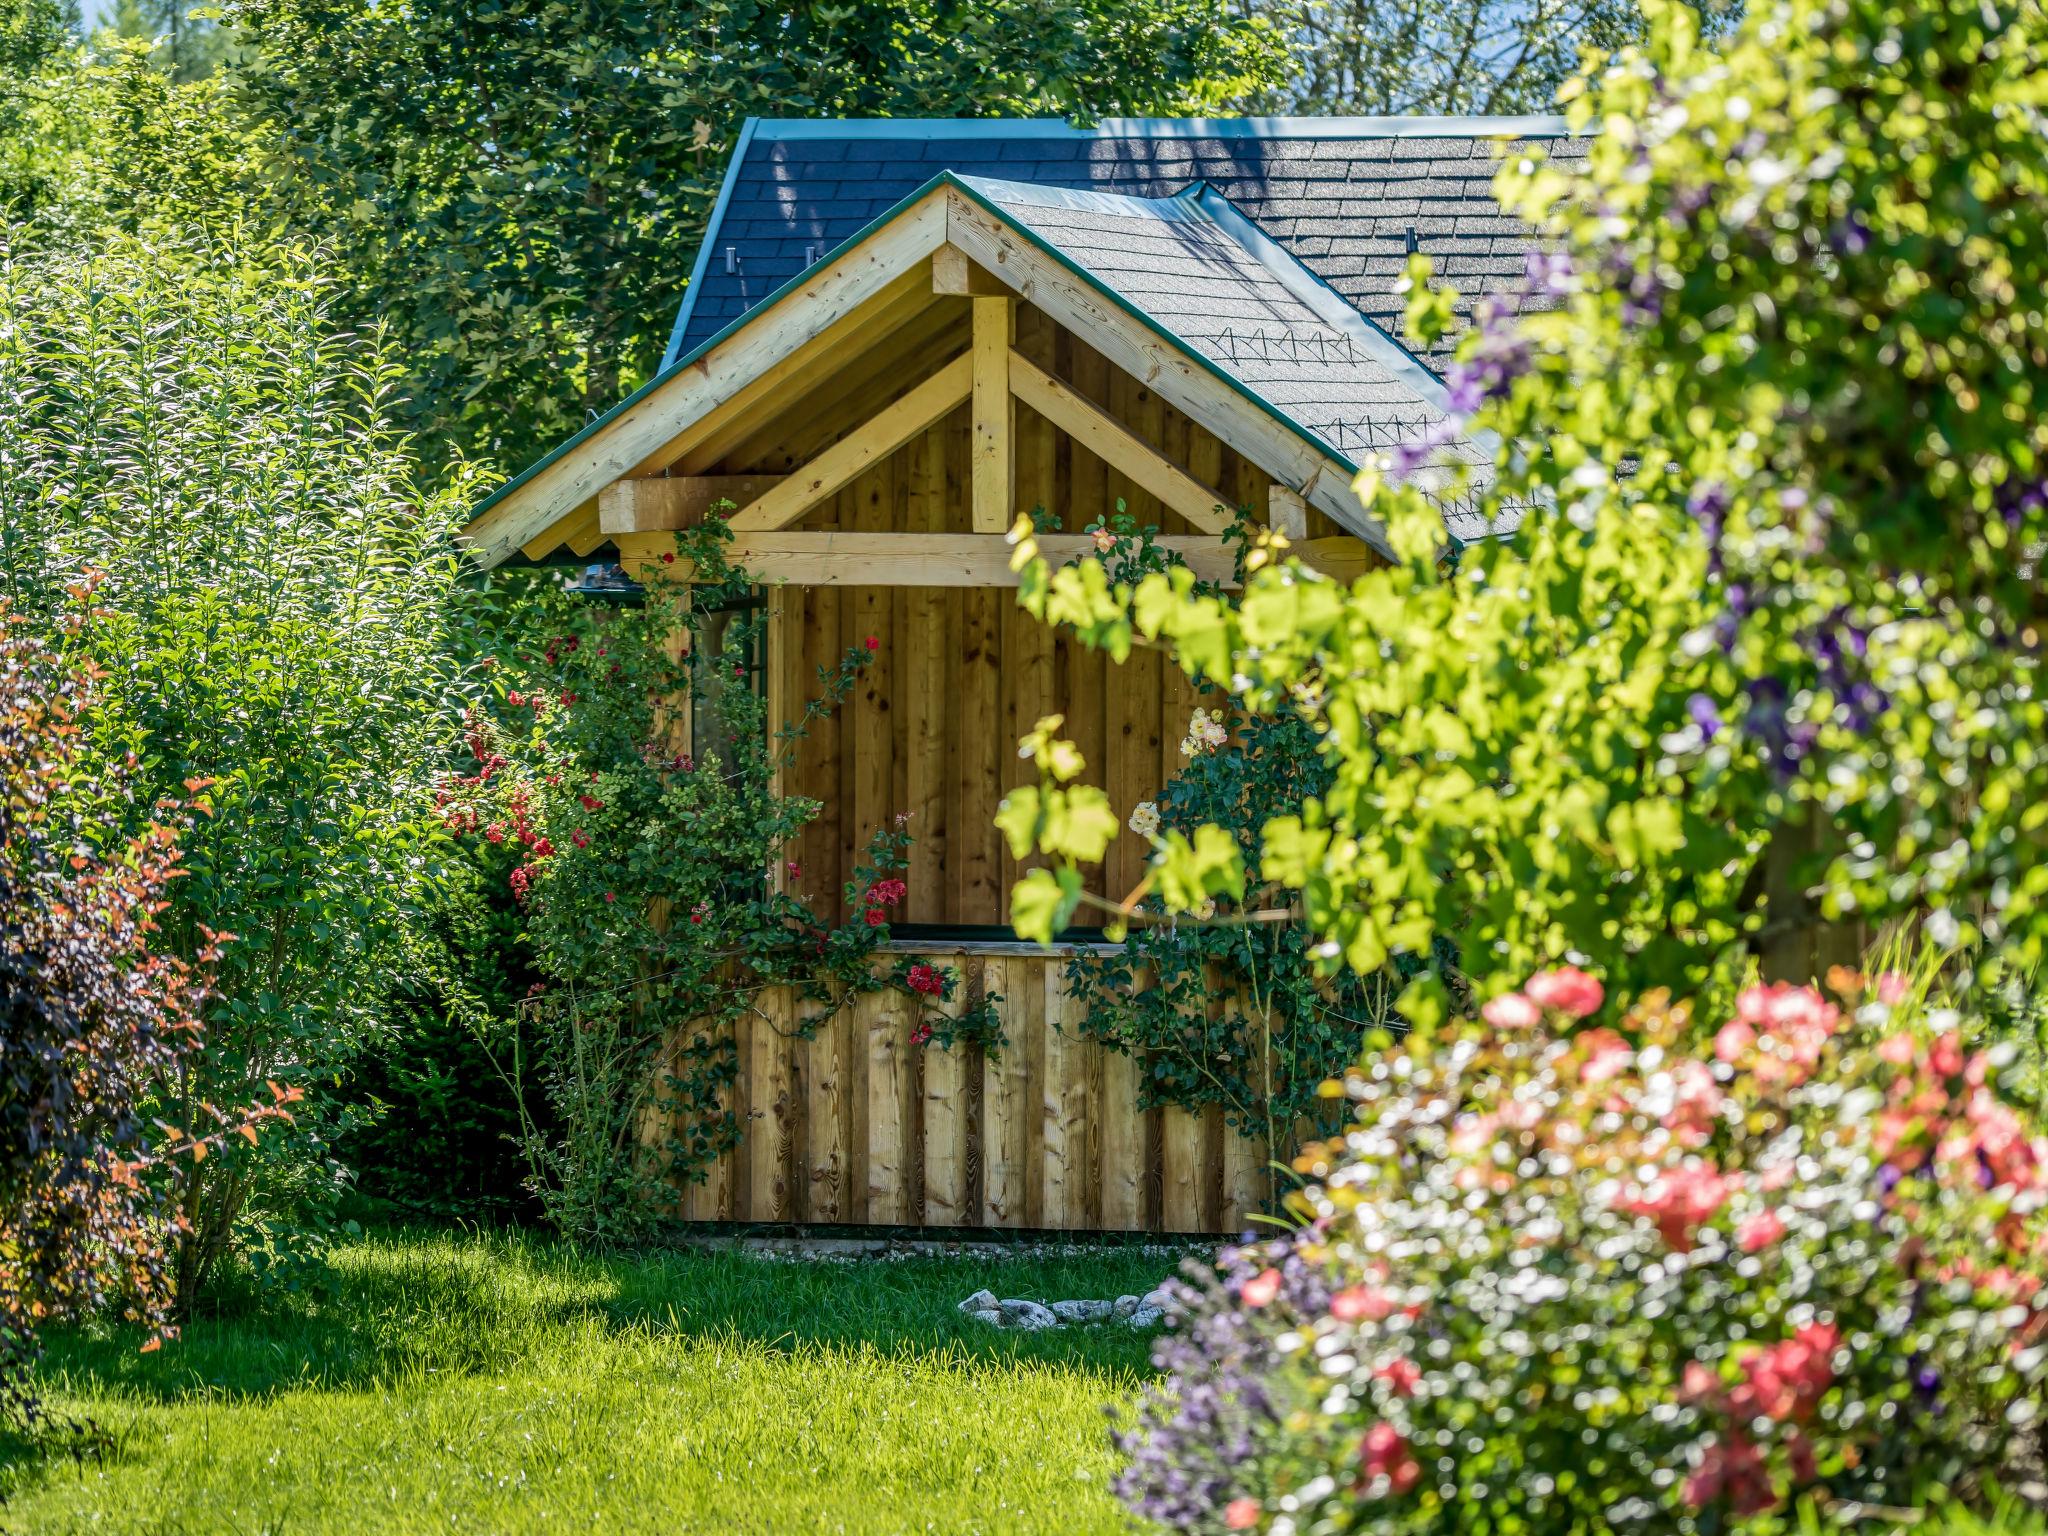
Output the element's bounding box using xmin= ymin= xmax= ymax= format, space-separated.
xmin=752 ymin=114 xmax=1572 ymax=141
xmin=466 ymin=172 xmax=956 ymax=529
xmin=1189 ymin=182 xmax=1451 ymax=412
xmin=951 ymin=173 xmax=1207 ymax=222
xmin=661 ymin=115 xmax=760 ymax=372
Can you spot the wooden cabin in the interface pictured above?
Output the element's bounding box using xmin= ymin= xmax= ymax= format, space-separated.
xmin=461 ymin=115 xmax=1570 ymax=1234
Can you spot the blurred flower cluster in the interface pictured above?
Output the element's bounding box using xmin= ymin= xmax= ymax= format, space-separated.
xmin=1116 ymin=970 xmax=2048 ymax=1533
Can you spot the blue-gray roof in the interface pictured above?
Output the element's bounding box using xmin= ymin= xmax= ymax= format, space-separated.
xmin=667 ymin=115 xmax=1580 ymax=371
xmin=958 ymin=176 xmax=1465 ymax=471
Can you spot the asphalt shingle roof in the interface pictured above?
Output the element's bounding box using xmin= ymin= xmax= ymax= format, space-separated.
xmin=954 ymin=175 xmax=1464 ymax=470
xmin=669 ymin=116 xmax=1583 ymax=374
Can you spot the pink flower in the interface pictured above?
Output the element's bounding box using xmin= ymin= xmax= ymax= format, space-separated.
xmin=1329 ymin=1285 xmax=1394 ymax=1322
xmin=1481 ymin=992 xmax=1542 ymax=1030
xmin=1714 ymin=1019 xmax=1756 ymax=1063
xmin=1574 ymin=1028 xmax=1633 ymax=1084
xmin=910 ymin=1021 xmax=934 ymax=1047
xmin=1525 ymin=966 xmax=1604 ymax=1018
xmin=1878 ymin=1032 xmax=1916 ymax=1066
xmin=1240 ymin=1268 xmax=1282 ymax=1308
xmin=1358 ymin=1423 xmax=1420 ymax=1495
xmin=906 ymin=962 xmax=944 ymax=998
xmin=1736 ymin=1209 xmax=1786 ymax=1253
xmin=1931 ymin=1031 xmax=1964 ymax=1078
xmin=1616 ymin=1162 xmax=1733 ymax=1251
xmin=1224 ymin=1498 xmax=1262 ymax=1530
xmin=603 ymin=890 xmax=616 ymax=904
xmin=1875 ymin=971 xmax=1910 ymax=1005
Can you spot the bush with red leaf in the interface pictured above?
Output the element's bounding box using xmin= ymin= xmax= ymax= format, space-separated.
xmin=0 ymin=620 xmax=292 ymax=1419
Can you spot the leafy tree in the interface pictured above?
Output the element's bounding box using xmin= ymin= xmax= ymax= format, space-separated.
xmin=108 ymin=0 xmax=226 ymax=79
xmin=0 ymin=230 xmax=471 ymax=1304
xmin=220 ymin=0 xmax=1286 ymax=464
xmin=1237 ymin=0 xmax=1656 ymax=115
xmin=1007 ymin=0 xmax=2048 ymax=1022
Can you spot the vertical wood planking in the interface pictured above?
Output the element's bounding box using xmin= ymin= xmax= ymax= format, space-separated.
xmin=1099 ymin=961 xmax=1147 ymax=1231
xmin=922 ymin=962 xmax=971 ymax=1226
xmin=802 ymin=996 xmax=852 ymax=1222
xmin=1222 ymin=1119 xmax=1266 ymax=1236
xmin=800 ymin=584 xmax=842 ymax=922
xmin=1161 ymin=1104 xmax=1206 ymax=1233
xmin=903 ymin=429 xmax=949 ymax=925
xmin=864 ymin=982 xmax=914 ymax=1224
xmin=1042 ymin=962 xmax=1095 ymax=1229
xmin=746 ymin=988 xmax=798 ymax=1222
xmin=953 ymin=588 xmax=1002 ymax=924
xmin=982 ymin=957 xmax=1034 ymax=1226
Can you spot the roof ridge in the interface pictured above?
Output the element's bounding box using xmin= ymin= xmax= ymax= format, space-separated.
xmin=750 ymin=114 xmax=1572 ymax=142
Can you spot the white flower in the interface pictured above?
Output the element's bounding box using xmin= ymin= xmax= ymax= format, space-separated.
xmin=1179 ymin=707 xmax=1229 ymax=757
xmin=1128 ymin=800 xmax=1161 ymax=839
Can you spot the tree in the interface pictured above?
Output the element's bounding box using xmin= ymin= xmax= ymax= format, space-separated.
xmin=1007 ymin=0 xmax=2048 ymax=1020
xmin=220 ymin=0 xmax=1286 ymax=465
xmin=1237 ymin=0 xmax=1657 ymax=115
xmin=108 ymin=0 xmax=227 ymax=79
xmin=0 ymin=229 xmax=471 ymax=1303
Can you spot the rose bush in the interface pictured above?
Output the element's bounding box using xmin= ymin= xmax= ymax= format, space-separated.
xmin=1115 ymin=971 xmax=2048 ymax=1532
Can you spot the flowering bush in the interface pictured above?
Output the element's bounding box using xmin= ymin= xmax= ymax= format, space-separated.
xmin=436 ymin=519 xmax=998 ymax=1238
xmin=1115 ymin=971 xmax=2048 ymax=1532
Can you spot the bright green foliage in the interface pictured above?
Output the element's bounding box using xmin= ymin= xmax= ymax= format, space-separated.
xmin=2 ymin=1228 xmax=1173 ymax=1533
xmin=1017 ymin=0 xmax=2048 ymax=1019
xmin=0 ymin=230 xmax=470 ymax=1303
xmin=223 ymin=0 xmax=1284 ymax=463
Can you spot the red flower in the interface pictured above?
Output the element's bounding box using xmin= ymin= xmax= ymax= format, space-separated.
xmin=570 ymin=828 xmax=590 ymax=850
xmin=865 ymin=877 xmax=907 ymax=909
xmin=559 ymin=691 xmax=577 ymax=708
xmin=1224 ymin=1499 xmax=1262 ymax=1531
xmin=863 ymin=635 xmax=879 ymax=652
xmin=603 ymin=890 xmax=616 ymax=904
xmin=1736 ymin=1209 xmax=1786 ymax=1252
xmin=906 ymin=963 xmax=944 ymax=997
xmin=1375 ymin=1357 xmax=1421 ymax=1397
xmin=786 ymin=860 xmax=802 ymax=880
xmin=579 ymin=793 xmax=604 ymax=812
xmin=910 ymin=1021 xmax=934 ymax=1047
xmin=1357 ymin=1423 xmax=1420 ymax=1495
xmin=660 ymin=552 xmax=676 ymax=564
xmin=507 ymin=690 xmax=524 ymax=706
xmin=864 ymin=908 xmax=886 ymax=927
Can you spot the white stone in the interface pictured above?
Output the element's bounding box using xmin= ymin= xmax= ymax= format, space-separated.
xmin=1128 ymin=1304 xmax=1166 ymax=1328
xmin=996 ymin=1298 xmax=1061 ymax=1330
xmin=958 ymin=1289 xmax=998 ymax=1315
xmin=1051 ymin=1299 xmax=1114 ymax=1324
xmin=1112 ymin=1294 xmax=1142 ymax=1319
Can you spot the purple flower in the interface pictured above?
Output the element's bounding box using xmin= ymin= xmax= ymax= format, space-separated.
xmin=1687 ymin=693 xmax=1724 ymax=740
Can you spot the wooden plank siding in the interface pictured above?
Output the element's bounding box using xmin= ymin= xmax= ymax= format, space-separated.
xmin=653 ymin=949 xmax=1275 ymax=1234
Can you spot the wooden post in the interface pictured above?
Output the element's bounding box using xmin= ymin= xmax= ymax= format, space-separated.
xmin=971 ymin=297 xmax=1014 ymax=532
xmin=1268 ymin=484 xmax=1309 ymax=541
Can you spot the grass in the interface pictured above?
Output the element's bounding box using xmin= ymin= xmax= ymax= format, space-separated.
xmin=0 ymin=1228 xmax=1187 ymax=1535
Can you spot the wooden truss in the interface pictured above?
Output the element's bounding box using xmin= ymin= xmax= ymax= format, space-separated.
xmin=469 ymin=180 xmax=1392 ymax=575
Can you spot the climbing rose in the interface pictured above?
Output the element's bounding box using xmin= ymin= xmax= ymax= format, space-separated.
xmin=906 ymin=963 xmax=944 ymax=997
xmin=1525 ymin=965 xmax=1604 ymax=1017
xmin=1224 ymin=1498 xmax=1262 ymax=1530
xmin=1737 ymin=1209 xmax=1787 ymax=1252
xmin=1241 ymin=1269 xmax=1282 ymax=1307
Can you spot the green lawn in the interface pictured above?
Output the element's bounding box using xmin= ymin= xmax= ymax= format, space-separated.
xmin=0 ymin=1230 xmax=1183 ymax=1535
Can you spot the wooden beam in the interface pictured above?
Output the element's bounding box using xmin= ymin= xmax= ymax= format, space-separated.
xmin=615 ymin=531 xmax=1243 ymax=588
xmin=971 ymin=298 xmax=1014 ymax=532
xmin=672 ymin=274 xmax=944 ymax=475
xmin=933 ymin=245 xmax=1009 ymax=297
xmin=522 ymin=501 xmax=600 ymax=561
xmin=599 ymin=476 xmax=785 ymax=535
xmin=944 ymin=187 xmax=1392 ymax=557
xmin=1268 ymin=484 xmax=1309 ymax=540
xmin=1294 ymin=536 xmax=1378 ymax=583
xmin=726 ymin=353 xmax=972 ymax=533
xmin=460 ymin=188 xmax=948 ymax=567
xmin=1007 ymin=352 xmax=1233 ymax=536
